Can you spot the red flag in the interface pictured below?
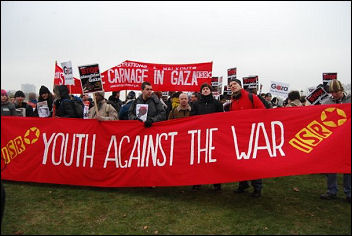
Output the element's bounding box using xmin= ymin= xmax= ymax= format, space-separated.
xmin=53 ymin=61 xmax=83 ymax=94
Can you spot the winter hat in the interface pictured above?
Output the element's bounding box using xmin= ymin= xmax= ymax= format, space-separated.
xmin=200 ymin=83 xmax=212 ymax=92
xmin=127 ymin=91 xmax=136 ymax=99
xmin=328 ymin=79 xmax=344 ymax=93
xmin=39 ymin=85 xmax=50 ymax=95
xmin=14 ymin=90 xmax=25 ymax=98
xmin=1 ymin=89 xmax=7 ymax=96
xmin=230 ymin=78 xmax=242 ymax=87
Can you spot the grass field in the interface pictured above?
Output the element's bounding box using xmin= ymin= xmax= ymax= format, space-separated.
xmin=1 ymin=174 xmax=351 ymax=235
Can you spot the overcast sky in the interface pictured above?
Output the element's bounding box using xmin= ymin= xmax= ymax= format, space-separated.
xmin=1 ymin=1 xmax=351 ymax=95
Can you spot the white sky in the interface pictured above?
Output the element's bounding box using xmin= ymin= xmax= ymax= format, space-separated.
xmin=1 ymin=1 xmax=351 ymax=95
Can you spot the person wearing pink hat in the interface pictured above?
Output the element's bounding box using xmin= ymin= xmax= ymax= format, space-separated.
xmin=1 ymin=89 xmax=16 ymax=116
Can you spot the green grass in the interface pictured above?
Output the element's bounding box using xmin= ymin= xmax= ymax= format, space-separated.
xmin=1 ymin=174 xmax=351 ymax=235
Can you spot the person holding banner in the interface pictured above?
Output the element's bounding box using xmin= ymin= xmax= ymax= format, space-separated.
xmin=53 ymin=85 xmax=82 ymax=118
xmin=168 ymin=93 xmax=191 ymax=120
xmin=34 ymin=85 xmax=54 ymax=117
xmin=320 ymin=79 xmax=351 ymax=203
xmin=285 ymin=91 xmax=303 ymax=107
xmin=1 ymin=89 xmax=16 ymax=116
xmin=128 ymin=81 xmax=166 ymax=128
xmin=190 ymin=83 xmax=224 ymax=191
xmin=88 ymin=92 xmax=118 ymax=121
xmin=228 ymin=78 xmax=265 ymax=198
xmin=13 ymin=90 xmax=34 ymax=117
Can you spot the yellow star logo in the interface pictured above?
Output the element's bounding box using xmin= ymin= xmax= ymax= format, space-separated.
xmin=320 ymin=107 xmax=347 ymax=127
xmin=23 ymin=127 xmax=40 ymax=145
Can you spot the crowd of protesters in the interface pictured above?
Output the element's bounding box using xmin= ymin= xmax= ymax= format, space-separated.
xmin=1 ymin=79 xmax=351 ymax=203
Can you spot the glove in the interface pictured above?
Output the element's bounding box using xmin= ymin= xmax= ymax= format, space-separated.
xmin=144 ymin=118 xmax=153 ymax=128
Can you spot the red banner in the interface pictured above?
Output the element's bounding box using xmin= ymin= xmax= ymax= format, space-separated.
xmin=54 ymin=62 xmax=83 ymax=94
xmin=1 ymin=104 xmax=350 ymax=187
xmin=100 ymin=60 xmax=212 ymax=92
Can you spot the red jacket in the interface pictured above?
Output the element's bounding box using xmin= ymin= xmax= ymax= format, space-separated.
xmin=229 ymin=89 xmax=265 ymax=111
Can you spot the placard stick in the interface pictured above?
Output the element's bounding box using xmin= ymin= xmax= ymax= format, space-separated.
xmin=92 ymin=92 xmax=99 ymax=115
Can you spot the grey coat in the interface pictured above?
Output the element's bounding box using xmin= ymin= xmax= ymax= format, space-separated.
xmin=1 ymin=101 xmax=16 ymax=116
xmin=323 ymin=93 xmax=351 ymax=104
xmin=128 ymin=94 xmax=166 ymax=122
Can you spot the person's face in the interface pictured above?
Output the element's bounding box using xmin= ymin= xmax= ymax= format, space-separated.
xmin=94 ymin=94 xmax=103 ymax=103
xmin=15 ymin=96 xmax=25 ymax=104
xmin=41 ymin=93 xmax=49 ymax=100
xmin=331 ymin=91 xmax=343 ymax=100
xmin=191 ymin=95 xmax=198 ymax=102
xmin=201 ymin=86 xmax=211 ymax=96
xmin=1 ymin=94 xmax=8 ymax=103
xmin=179 ymin=94 xmax=188 ymax=106
xmin=115 ymin=92 xmax=120 ymax=98
xmin=229 ymin=81 xmax=241 ymax=93
xmin=265 ymin=96 xmax=272 ymax=102
xmin=142 ymin=85 xmax=153 ymax=99
xmin=82 ymin=94 xmax=89 ymax=101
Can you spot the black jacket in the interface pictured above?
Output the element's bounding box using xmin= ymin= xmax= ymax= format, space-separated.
xmin=55 ymin=85 xmax=76 ymax=118
xmin=190 ymin=94 xmax=224 ymax=116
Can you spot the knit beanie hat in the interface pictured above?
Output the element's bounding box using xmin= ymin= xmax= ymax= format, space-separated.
xmin=1 ymin=89 xmax=7 ymax=96
xmin=14 ymin=90 xmax=25 ymax=98
xmin=39 ymin=85 xmax=50 ymax=95
xmin=230 ymin=78 xmax=242 ymax=87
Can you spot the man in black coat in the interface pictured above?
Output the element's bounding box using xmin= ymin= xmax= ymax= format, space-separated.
xmin=14 ymin=90 xmax=34 ymax=117
xmin=190 ymin=83 xmax=224 ymax=191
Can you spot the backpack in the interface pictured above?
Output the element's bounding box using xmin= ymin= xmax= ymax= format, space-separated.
xmin=248 ymin=93 xmax=272 ymax=109
xmin=63 ymin=98 xmax=84 ymax=118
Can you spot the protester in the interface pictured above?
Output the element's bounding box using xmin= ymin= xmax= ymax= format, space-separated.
xmin=27 ymin=92 xmax=38 ymax=110
xmin=14 ymin=90 xmax=34 ymax=117
xmin=228 ymin=78 xmax=265 ymax=197
xmin=34 ymin=85 xmax=54 ymax=117
xmin=189 ymin=92 xmax=200 ymax=107
xmin=128 ymin=81 xmax=166 ymax=127
xmin=80 ymin=93 xmax=94 ymax=109
xmin=190 ymin=83 xmax=224 ymax=191
xmin=168 ymin=93 xmax=191 ymax=119
xmin=108 ymin=90 xmax=123 ymax=113
xmin=265 ymin=92 xmax=272 ymax=103
xmin=285 ymin=91 xmax=303 ymax=107
xmin=53 ymin=85 xmax=82 ymax=118
xmin=88 ymin=92 xmax=118 ymax=121
xmin=1 ymin=89 xmax=16 ymax=116
xmin=119 ymin=91 xmax=136 ymax=120
xmin=153 ymin=91 xmax=168 ymax=110
xmin=320 ymin=79 xmax=351 ymax=203
xmin=166 ymin=91 xmax=181 ymax=118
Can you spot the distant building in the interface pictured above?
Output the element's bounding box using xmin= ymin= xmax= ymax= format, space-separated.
xmin=21 ymin=84 xmax=36 ymax=93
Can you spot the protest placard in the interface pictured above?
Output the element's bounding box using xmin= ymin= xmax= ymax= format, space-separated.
xmin=306 ymin=86 xmax=329 ymax=105
xmin=37 ymin=101 xmax=50 ymax=117
xmin=243 ymin=76 xmax=258 ymax=90
xmin=270 ymin=81 xmax=290 ymax=98
xmin=136 ymin=104 xmax=148 ymax=122
xmin=78 ymin=64 xmax=103 ymax=93
xmin=323 ymin=73 xmax=337 ymax=87
xmin=61 ymin=61 xmax=74 ymax=85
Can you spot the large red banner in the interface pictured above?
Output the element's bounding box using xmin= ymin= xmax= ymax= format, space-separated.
xmin=1 ymin=104 xmax=350 ymax=187
xmin=100 ymin=60 xmax=212 ymax=92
